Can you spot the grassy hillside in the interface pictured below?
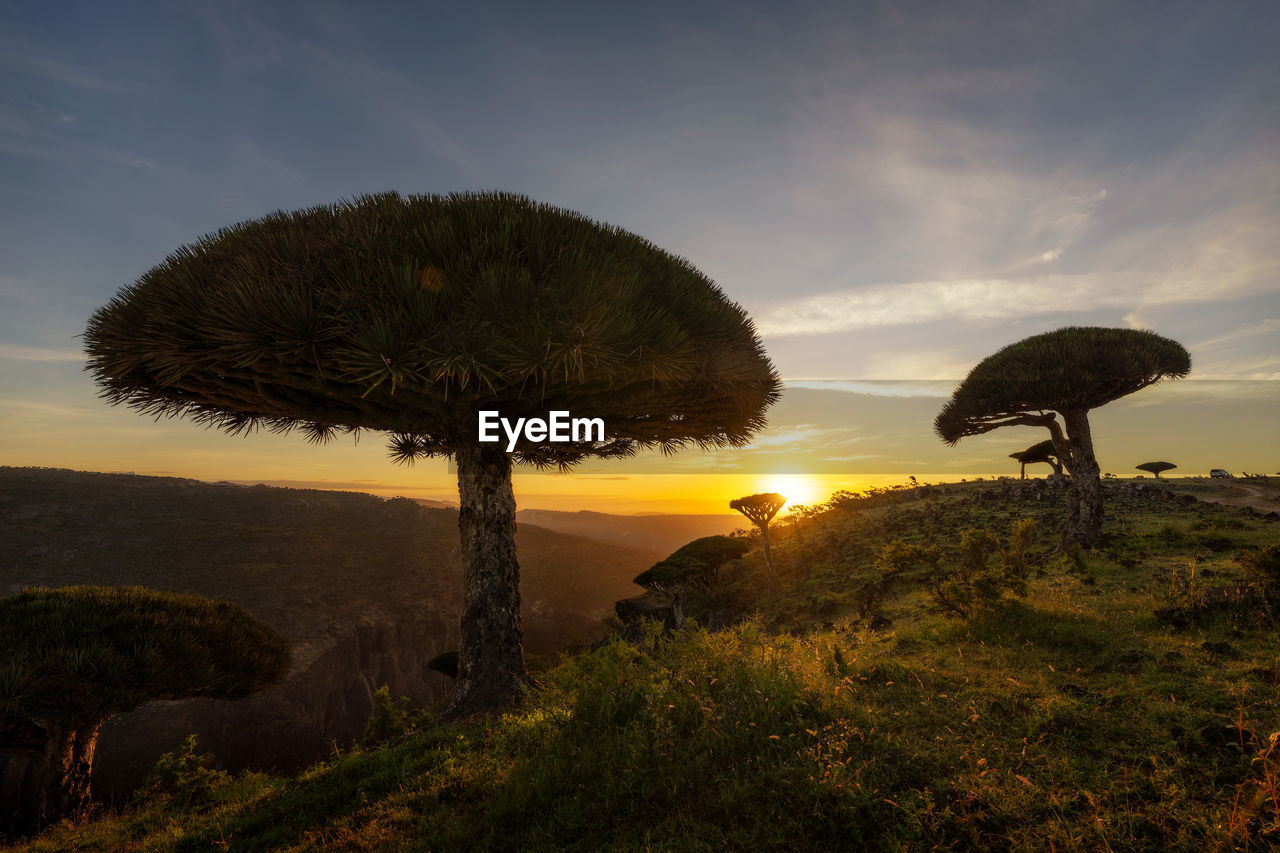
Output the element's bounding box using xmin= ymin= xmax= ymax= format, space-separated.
xmin=7 ymin=477 xmax=1280 ymax=851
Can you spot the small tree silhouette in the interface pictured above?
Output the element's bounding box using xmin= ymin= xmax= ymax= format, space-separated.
xmin=1136 ymin=461 xmax=1176 ymax=478
xmin=935 ymin=327 xmax=1189 ymax=548
xmin=633 ymin=536 xmax=750 ymax=627
xmin=0 ymin=586 xmax=289 ymax=831
xmin=1009 ymin=439 xmax=1062 ymax=479
xmin=84 ymin=192 xmax=780 ymax=716
xmin=730 ymin=492 xmax=787 ymax=590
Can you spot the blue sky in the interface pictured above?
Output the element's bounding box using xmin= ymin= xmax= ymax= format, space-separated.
xmin=2 ymin=1 xmax=1277 ymax=506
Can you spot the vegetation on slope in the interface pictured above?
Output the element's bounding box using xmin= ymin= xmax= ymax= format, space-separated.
xmin=7 ymin=478 xmax=1279 ymax=851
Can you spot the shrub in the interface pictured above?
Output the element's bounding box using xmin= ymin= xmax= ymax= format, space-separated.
xmin=927 ymin=520 xmax=1037 ymax=618
xmin=1154 ymin=524 xmax=1188 ymax=546
xmin=134 ymin=735 xmax=228 ymax=808
xmin=1240 ymin=543 xmax=1280 ymax=602
xmin=857 ymin=540 xmax=943 ymax=620
xmin=362 ymin=685 xmax=412 ymax=747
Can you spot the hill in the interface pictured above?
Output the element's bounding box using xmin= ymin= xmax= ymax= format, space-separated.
xmin=6 ymin=476 xmax=1280 ymax=850
xmin=515 ymin=508 xmax=744 ymax=553
xmin=0 ymin=466 xmax=659 ymax=807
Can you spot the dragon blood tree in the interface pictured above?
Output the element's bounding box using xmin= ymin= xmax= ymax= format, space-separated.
xmin=730 ymin=492 xmax=786 ymax=589
xmin=935 ymin=327 xmax=1189 ymax=548
xmin=633 ymin=535 xmax=750 ymax=628
xmin=0 ymin=586 xmax=288 ymax=832
xmin=85 ymin=192 xmax=780 ymax=715
xmin=1009 ymin=438 xmax=1062 ymax=479
xmin=1136 ymin=461 xmax=1177 ymax=479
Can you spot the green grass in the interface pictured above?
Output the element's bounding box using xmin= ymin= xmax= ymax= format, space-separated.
xmin=8 ymin=478 xmax=1280 ymax=851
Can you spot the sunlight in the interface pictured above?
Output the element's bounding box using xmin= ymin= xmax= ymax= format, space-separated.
xmin=755 ymin=474 xmax=825 ymax=511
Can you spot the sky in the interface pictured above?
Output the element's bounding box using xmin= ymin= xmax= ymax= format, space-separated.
xmin=2 ymin=1 xmax=1277 ymax=513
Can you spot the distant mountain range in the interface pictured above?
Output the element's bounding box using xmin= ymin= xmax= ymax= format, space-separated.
xmin=515 ymin=508 xmax=745 ymax=554
xmin=220 ymin=485 xmax=743 ymax=553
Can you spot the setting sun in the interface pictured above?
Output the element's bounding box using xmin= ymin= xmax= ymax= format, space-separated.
xmin=756 ymin=474 xmax=826 ymax=510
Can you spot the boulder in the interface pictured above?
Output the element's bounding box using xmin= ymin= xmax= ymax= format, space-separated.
xmin=615 ymin=595 xmax=678 ymax=630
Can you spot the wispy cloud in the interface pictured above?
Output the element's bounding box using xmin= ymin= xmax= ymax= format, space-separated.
xmin=0 ymin=40 xmax=122 ymax=90
xmin=740 ymin=423 xmax=865 ymax=452
xmin=0 ymin=109 xmax=172 ymax=178
xmin=756 ymin=256 xmax=1276 ymax=337
xmin=1117 ymin=379 xmax=1280 ymax=407
xmin=0 ymin=398 xmax=93 ymax=417
xmin=756 ymin=274 xmax=1120 ymax=336
xmin=0 ymin=344 xmax=84 ymax=362
xmin=784 ymin=380 xmax=954 ymax=398
xmin=1193 ymin=319 xmax=1280 ymax=351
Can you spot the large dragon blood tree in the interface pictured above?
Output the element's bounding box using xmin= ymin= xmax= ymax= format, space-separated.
xmin=85 ymin=191 xmax=780 ymax=715
xmin=0 ymin=586 xmax=288 ymax=832
xmin=934 ymin=327 xmax=1190 ymax=548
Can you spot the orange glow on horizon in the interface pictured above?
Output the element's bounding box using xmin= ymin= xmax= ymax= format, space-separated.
xmin=351 ymin=472 xmax=944 ymax=515
xmin=753 ymin=474 xmax=826 ymax=510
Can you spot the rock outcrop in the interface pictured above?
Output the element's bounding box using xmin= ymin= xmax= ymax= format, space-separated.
xmin=87 ymin=617 xmax=455 ymax=802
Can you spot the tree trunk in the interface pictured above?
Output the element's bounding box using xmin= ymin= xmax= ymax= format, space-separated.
xmin=1061 ymin=409 xmax=1103 ymax=548
xmin=448 ymin=443 xmax=534 ymax=716
xmin=1019 ymin=462 xmax=1026 ymax=479
xmin=759 ymin=524 xmax=778 ymax=593
xmin=33 ymin=717 xmax=104 ymax=830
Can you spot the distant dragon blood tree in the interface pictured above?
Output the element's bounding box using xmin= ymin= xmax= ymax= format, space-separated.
xmin=84 ymin=192 xmax=780 ymax=716
xmin=935 ymin=327 xmax=1190 ymax=548
xmin=1009 ymin=439 xmax=1062 ymax=479
xmin=730 ymin=492 xmax=786 ymax=589
xmin=0 ymin=586 xmax=289 ymax=832
xmin=633 ymin=535 xmax=750 ymax=627
xmin=1136 ymin=461 xmax=1177 ymax=479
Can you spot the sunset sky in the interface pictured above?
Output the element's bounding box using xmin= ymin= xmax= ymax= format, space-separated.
xmin=2 ymin=2 xmax=1277 ymax=513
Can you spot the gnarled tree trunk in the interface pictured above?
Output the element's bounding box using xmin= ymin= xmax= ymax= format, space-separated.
xmin=758 ymin=524 xmax=778 ymax=593
xmin=1061 ymin=409 xmax=1103 ymax=548
xmin=31 ymin=717 xmax=105 ymax=831
xmin=448 ymin=443 xmax=534 ymax=717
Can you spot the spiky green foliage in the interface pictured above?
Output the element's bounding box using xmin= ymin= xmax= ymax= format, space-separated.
xmin=0 ymin=586 xmax=290 ymax=737
xmin=633 ymin=535 xmax=750 ymax=592
xmin=935 ymin=327 xmax=1190 ymax=444
xmin=1136 ymin=461 xmax=1177 ymax=478
xmin=1009 ymin=439 xmax=1058 ymax=466
xmin=83 ymin=191 xmax=780 ymax=469
xmin=1010 ymin=439 xmax=1062 ymax=477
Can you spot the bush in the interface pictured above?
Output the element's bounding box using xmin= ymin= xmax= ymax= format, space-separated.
xmin=362 ymin=685 xmax=412 ymax=747
xmin=927 ymin=520 xmax=1037 ymax=618
xmin=857 ymin=540 xmax=943 ymax=620
xmin=134 ymin=735 xmax=228 ymax=808
xmin=1154 ymin=524 xmax=1188 ymax=546
xmin=1240 ymin=543 xmax=1280 ymax=602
